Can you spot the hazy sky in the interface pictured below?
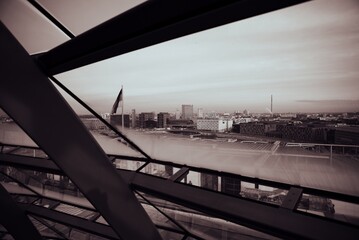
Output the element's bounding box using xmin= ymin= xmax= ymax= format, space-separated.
xmin=1 ymin=0 xmax=359 ymax=114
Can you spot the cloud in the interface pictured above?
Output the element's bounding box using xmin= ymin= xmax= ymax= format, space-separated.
xmin=296 ymin=99 xmax=359 ymax=103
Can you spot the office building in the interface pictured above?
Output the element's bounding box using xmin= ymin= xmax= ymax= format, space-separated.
xmin=197 ymin=119 xmax=233 ymax=132
xmin=157 ymin=112 xmax=170 ymax=128
xmin=131 ymin=109 xmax=136 ymax=128
xmin=139 ymin=112 xmax=156 ymax=128
xmin=181 ymin=104 xmax=193 ymax=120
xmin=110 ymin=114 xmax=130 ymax=128
xmin=197 ymin=108 xmax=204 ymax=118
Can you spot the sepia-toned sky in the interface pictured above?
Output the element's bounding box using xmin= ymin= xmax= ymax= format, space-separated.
xmin=1 ymin=0 xmax=359 ymax=114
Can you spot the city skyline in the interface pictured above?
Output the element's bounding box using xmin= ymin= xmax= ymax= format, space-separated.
xmin=1 ymin=0 xmax=359 ymax=114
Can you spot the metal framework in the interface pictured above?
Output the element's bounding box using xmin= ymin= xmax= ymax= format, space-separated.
xmin=0 ymin=185 xmax=42 ymax=240
xmin=0 ymin=22 xmax=160 ymax=240
xmin=2 ymin=0 xmax=359 ymax=239
xmin=36 ymin=0 xmax=308 ymax=75
xmin=1 ymin=148 xmax=359 ymax=239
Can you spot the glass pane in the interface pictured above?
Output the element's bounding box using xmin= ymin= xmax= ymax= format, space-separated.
xmin=0 ymin=234 xmax=15 ymax=240
xmin=36 ymin=0 xmax=147 ymax=35
xmin=137 ymin=191 xmax=279 ymax=240
xmin=52 ymin=84 xmax=144 ymax=158
xmin=30 ymin=215 xmax=113 ymax=239
xmin=239 ymin=182 xmax=288 ymax=206
xmin=113 ymin=158 xmax=146 ymax=171
xmin=140 ymin=202 xmax=183 ymax=232
xmin=182 ymin=170 xmax=289 ymax=206
xmin=69 ymin=228 xmax=109 ymax=240
xmin=140 ymin=163 xmax=180 ymax=179
xmin=0 ymin=171 xmax=35 ymax=195
xmin=0 ymin=166 xmax=95 ymax=210
xmin=54 ymin=203 xmax=98 ymax=220
xmin=34 ymin=197 xmax=60 ymax=209
xmin=5 ymin=147 xmax=48 ymax=159
xmin=11 ymin=194 xmax=38 ymax=204
xmin=297 ymin=194 xmax=359 ymax=226
xmin=0 ymin=109 xmax=37 ymax=147
xmin=158 ymin=229 xmax=184 ymax=240
xmin=53 ymin=0 xmax=359 ymax=197
xmin=28 ymin=216 xmax=65 ymax=239
xmin=95 ymin=216 xmax=109 ymax=225
xmin=0 ymin=224 xmax=13 ymax=240
xmin=0 ymin=0 xmax=69 ymax=54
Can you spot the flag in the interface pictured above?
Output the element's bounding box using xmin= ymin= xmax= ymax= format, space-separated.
xmin=111 ymin=88 xmax=123 ymax=114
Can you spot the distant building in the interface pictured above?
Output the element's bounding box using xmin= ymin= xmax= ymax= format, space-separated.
xmin=334 ymin=127 xmax=359 ymax=145
xmin=198 ymin=108 xmax=204 ymax=118
xmin=206 ymin=111 xmax=218 ymax=119
xmin=157 ymin=112 xmax=170 ymax=128
xmin=175 ymin=109 xmax=181 ymax=120
xmin=139 ymin=112 xmax=155 ymax=128
xmin=167 ymin=119 xmax=195 ymax=129
xmin=277 ymin=124 xmax=326 ymax=143
xmin=243 ymin=109 xmax=249 ymax=115
xmin=131 ymin=109 xmax=136 ymax=128
xmin=182 ymin=104 xmax=193 ymax=120
xmin=280 ymin=113 xmax=297 ymax=118
xmin=197 ymin=119 xmax=233 ymax=132
xmin=236 ymin=117 xmax=253 ymax=124
xmin=238 ymin=123 xmax=276 ymax=136
xmin=110 ymin=114 xmax=130 ymax=128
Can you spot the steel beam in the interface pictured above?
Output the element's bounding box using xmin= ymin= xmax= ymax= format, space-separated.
xmin=281 ymin=187 xmax=303 ymax=210
xmin=27 ymin=0 xmax=74 ymax=39
xmin=2 ymin=152 xmax=359 ymax=239
xmin=0 ymin=153 xmax=61 ymax=174
xmin=120 ymin=171 xmax=359 ymax=240
xmin=0 ymin=22 xmax=161 ymax=240
xmin=24 ymin=204 xmax=119 ymax=239
xmin=0 ymin=185 xmax=42 ymax=240
xmin=168 ymin=167 xmax=190 ymax=182
xmin=1 ymin=150 xmax=359 ymax=204
xmin=37 ymin=0 xmax=308 ymax=75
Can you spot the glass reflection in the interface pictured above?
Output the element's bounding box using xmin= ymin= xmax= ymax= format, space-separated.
xmin=297 ymin=194 xmax=359 ymax=226
xmin=0 ymin=0 xmax=69 ymax=54
xmin=36 ymin=0 xmax=147 ymax=35
xmin=136 ymin=191 xmax=279 ymax=240
xmin=140 ymin=163 xmax=180 ymax=179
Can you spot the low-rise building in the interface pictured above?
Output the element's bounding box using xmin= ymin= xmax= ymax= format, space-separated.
xmin=197 ymin=119 xmax=233 ymax=132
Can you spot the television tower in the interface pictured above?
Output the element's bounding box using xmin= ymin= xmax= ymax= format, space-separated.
xmin=271 ymin=94 xmax=273 ymax=114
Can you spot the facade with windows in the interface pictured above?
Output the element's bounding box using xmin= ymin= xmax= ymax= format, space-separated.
xmin=197 ymin=119 xmax=233 ymax=132
xmin=181 ymin=105 xmax=193 ymax=120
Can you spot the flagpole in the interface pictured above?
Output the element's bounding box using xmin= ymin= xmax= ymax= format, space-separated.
xmin=121 ymin=85 xmax=124 ymax=132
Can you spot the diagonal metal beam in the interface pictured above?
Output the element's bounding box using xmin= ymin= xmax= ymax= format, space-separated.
xmin=49 ymin=75 xmax=153 ymax=160
xmin=2 ymin=151 xmax=359 ymax=239
xmin=120 ymin=171 xmax=359 ymax=240
xmin=24 ymin=204 xmax=119 ymax=239
xmin=168 ymin=167 xmax=189 ymax=182
xmin=0 ymin=22 xmax=161 ymax=240
xmin=0 ymin=184 xmax=42 ymax=240
xmin=281 ymin=187 xmax=303 ymax=210
xmin=0 ymin=153 xmax=61 ymax=174
xmin=37 ymin=0 xmax=308 ymax=75
xmin=2 ymin=149 xmax=359 ymax=205
xmin=27 ymin=0 xmax=75 ymax=39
